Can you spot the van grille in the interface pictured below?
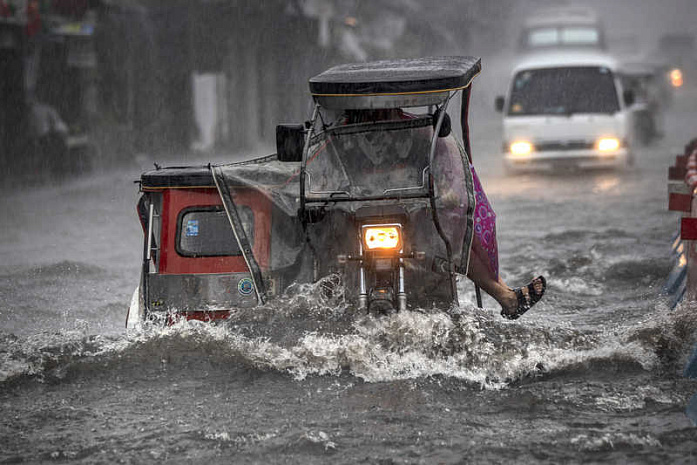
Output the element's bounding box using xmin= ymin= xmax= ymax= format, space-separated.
xmin=535 ymin=140 xmax=595 ymax=152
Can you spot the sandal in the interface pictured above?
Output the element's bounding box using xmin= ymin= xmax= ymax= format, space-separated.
xmin=501 ymin=275 xmax=546 ymax=320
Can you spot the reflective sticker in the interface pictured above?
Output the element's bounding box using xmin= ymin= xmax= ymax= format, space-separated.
xmin=238 ymin=278 xmax=254 ymax=296
xmin=186 ymin=219 xmax=199 ymax=237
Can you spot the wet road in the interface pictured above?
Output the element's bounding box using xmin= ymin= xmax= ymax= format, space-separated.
xmin=1 ymin=82 xmax=697 ymax=464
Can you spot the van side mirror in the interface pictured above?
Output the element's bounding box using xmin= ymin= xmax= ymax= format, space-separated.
xmin=623 ymin=89 xmax=635 ymax=107
xmin=495 ymin=96 xmax=505 ymax=113
xmin=276 ymin=124 xmax=305 ymax=162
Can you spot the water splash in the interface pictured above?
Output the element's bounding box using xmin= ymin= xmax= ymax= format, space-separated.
xmin=570 ymin=432 xmax=662 ymax=452
xmin=2 ymin=284 xmax=696 ymax=390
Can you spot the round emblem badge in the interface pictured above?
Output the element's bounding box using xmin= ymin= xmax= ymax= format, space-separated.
xmin=238 ymin=278 xmax=254 ymax=296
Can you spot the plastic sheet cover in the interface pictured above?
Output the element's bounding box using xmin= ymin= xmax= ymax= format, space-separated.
xmin=216 ymin=157 xmax=306 ymax=273
xmin=215 ymin=121 xmax=475 ymax=295
xmin=305 ymin=118 xmax=432 ymax=199
xmin=304 ymin=116 xmax=474 ymax=275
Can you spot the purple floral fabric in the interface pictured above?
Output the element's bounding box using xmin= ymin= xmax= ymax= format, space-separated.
xmin=470 ymin=165 xmax=499 ymax=280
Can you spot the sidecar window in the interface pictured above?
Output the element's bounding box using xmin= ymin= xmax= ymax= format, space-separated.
xmin=306 ymin=117 xmax=432 ymax=199
xmin=177 ymin=207 xmax=254 ymax=257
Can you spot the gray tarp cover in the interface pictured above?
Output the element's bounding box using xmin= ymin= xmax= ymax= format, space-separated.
xmin=216 ymin=157 xmax=305 ymax=272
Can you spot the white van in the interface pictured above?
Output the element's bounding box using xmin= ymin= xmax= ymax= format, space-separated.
xmin=495 ymin=50 xmax=635 ymax=171
xmin=519 ymin=6 xmax=606 ymax=52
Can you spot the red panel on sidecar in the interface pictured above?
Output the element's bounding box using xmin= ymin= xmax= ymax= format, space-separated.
xmin=159 ymin=188 xmax=271 ymax=274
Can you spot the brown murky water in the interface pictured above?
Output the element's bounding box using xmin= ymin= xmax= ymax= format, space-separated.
xmin=1 ymin=81 xmax=697 ymax=464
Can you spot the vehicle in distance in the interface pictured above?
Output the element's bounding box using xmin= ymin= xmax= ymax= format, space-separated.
xmin=518 ymin=5 xmax=606 ymax=53
xmin=495 ymin=50 xmax=635 ymax=172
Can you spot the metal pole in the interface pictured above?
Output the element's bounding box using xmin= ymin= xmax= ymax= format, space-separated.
xmin=428 ymin=93 xmax=459 ymax=307
xmin=358 ymin=241 xmax=367 ymax=310
xmin=299 ymin=103 xmax=320 ymax=224
xmin=460 ymin=86 xmax=483 ymax=309
xmin=141 ymin=202 xmax=154 ymax=318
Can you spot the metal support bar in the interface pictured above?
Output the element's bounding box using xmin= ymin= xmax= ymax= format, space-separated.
xmin=459 ymin=85 xmax=482 ymax=308
xmin=358 ymin=242 xmax=367 ymax=310
xmin=211 ymin=166 xmax=267 ymax=305
xmin=146 ymin=203 xmax=154 ymax=261
xmin=398 ymin=258 xmax=407 ymax=311
xmin=427 ymin=93 xmax=459 ymax=308
xmin=141 ymin=202 xmax=155 ymax=318
xmin=300 ymin=104 xmax=320 ymax=225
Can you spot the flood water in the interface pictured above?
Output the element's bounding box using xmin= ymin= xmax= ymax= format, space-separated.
xmin=1 ymin=73 xmax=697 ymax=464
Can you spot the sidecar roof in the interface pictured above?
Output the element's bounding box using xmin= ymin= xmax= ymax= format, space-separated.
xmin=309 ymin=56 xmax=481 ymax=109
xmin=140 ymin=166 xmax=215 ymax=189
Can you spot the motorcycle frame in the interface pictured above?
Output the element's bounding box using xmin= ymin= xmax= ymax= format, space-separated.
xmin=358 ymin=222 xmax=407 ymax=311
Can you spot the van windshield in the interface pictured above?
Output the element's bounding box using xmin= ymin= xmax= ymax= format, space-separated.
xmin=508 ymin=66 xmax=619 ymax=116
xmin=527 ymin=27 xmax=600 ymax=48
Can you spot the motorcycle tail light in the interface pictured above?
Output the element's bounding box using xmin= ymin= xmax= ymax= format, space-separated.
xmin=363 ymin=225 xmax=402 ymax=251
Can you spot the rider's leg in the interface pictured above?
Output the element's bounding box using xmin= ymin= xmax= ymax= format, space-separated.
xmin=465 ymin=167 xmax=545 ymax=317
xmin=466 ymin=248 xmax=545 ymax=317
xmin=466 ymin=247 xmax=517 ymax=312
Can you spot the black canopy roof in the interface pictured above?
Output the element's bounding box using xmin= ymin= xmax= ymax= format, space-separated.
xmin=141 ymin=166 xmax=215 ymax=188
xmin=309 ymin=56 xmax=481 ymax=96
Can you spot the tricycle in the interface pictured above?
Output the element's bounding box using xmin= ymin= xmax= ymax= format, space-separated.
xmin=127 ymin=56 xmax=482 ymax=327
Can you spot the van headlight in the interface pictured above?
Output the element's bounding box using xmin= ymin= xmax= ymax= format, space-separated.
xmin=509 ymin=141 xmax=534 ymax=157
xmin=670 ymin=68 xmax=683 ymax=88
xmin=363 ymin=225 xmax=402 ymax=251
xmin=596 ymin=137 xmax=620 ymax=153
